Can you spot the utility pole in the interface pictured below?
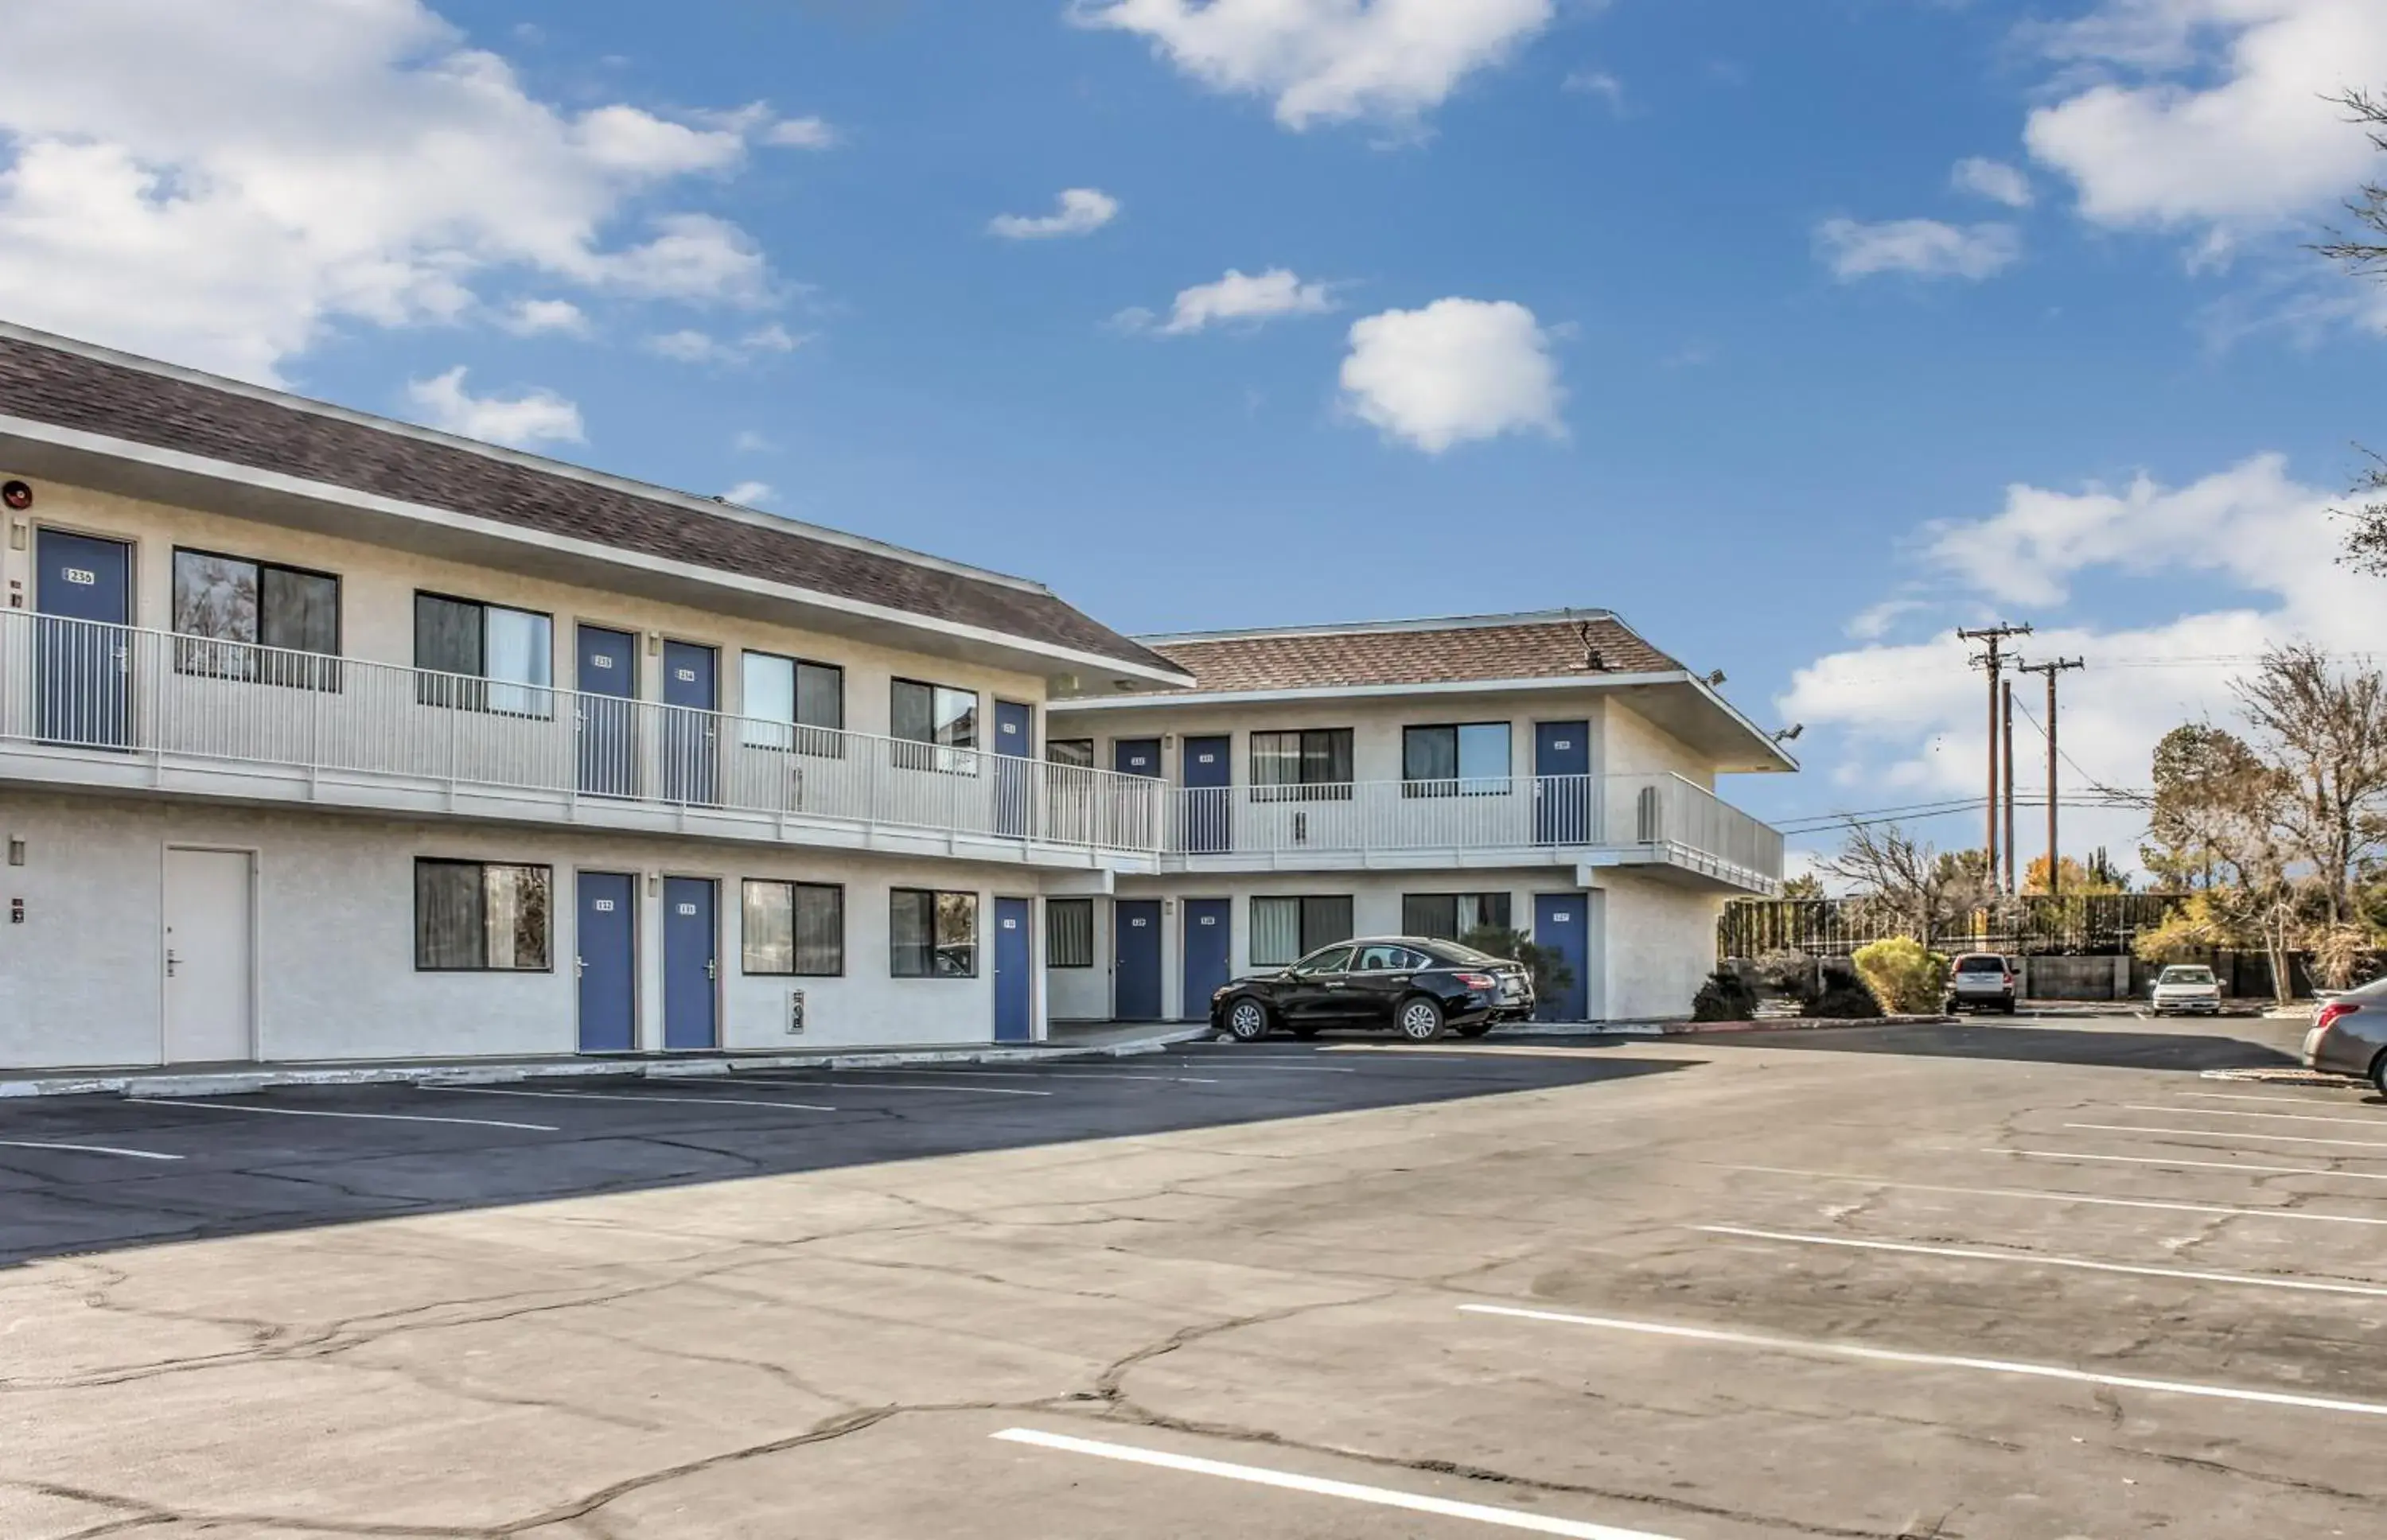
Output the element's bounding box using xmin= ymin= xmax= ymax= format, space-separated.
xmin=2001 ymin=678 xmax=2016 ymax=894
xmin=1957 ymin=623 xmax=2033 ymax=887
xmin=2019 ymin=657 xmax=2085 ymax=896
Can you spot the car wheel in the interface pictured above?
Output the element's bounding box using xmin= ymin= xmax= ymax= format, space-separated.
xmin=1224 ymin=998 xmax=1271 ymax=1043
xmin=1454 ymin=1022 xmax=1493 ymax=1039
xmin=2002 ymin=999 xmax=2017 ymax=1015
xmin=2371 ymin=1050 xmax=2387 ymax=1099
xmin=1396 ymin=996 xmax=1447 ymax=1042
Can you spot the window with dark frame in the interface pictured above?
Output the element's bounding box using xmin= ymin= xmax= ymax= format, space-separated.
xmin=890 ymin=888 xmax=979 ymax=977
xmin=414 ymin=859 xmax=552 ymax=971
xmin=1046 ymin=738 xmax=1096 ymax=769
xmin=1401 ymin=723 xmax=1513 ymax=797
xmin=1248 ymin=894 xmax=1355 ymax=966
xmin=1046 ymin=897 xmax=1095 ymax=968
xmin=171 ymin=549 xmax=341 ymax=689
xmin=741 ymin=880 xmax=845 ymax=975
xmin=740 ymin=651 xmax=845 ymax=756
xmin=1250 ymin=729 xmax=1353 ymax=802
xmin=890 ymin=679 xmax=979 ymax=774
xmin=1401 ymin=892 xmax=1514 ymax=941
xmin=415 ymin=592 xmax=554 ymax=717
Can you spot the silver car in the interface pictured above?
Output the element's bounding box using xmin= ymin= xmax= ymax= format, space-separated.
xmin=2149 ymin=963 xmax=2222 ymax=1016
xmin=2303 ymin=974 xmax=2387 ymax=1094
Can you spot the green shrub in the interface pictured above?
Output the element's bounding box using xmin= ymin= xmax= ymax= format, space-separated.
xmin=1751 ymin=948 xmax=1820 ymax=1005
xmin=1691 ymin=967 xmax=1758 ymax=1021
xmin=1805 ymin=957 xmax=1884 ymax=1019
xmin=1852 ymin=937 xmax=1947 ymax=1015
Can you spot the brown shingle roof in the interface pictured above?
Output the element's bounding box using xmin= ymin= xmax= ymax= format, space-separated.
xmin=0 ymin=327 xmax=1180 ymax=679
xmin=1128 ymin=616 xmax=1682 ymax=694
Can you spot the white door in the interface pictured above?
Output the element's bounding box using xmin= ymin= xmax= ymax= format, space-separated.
xmin=165 ymin=848 xmax=254 ymax=1063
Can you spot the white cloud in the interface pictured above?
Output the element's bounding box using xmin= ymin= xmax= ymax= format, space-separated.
xmin=1845 ymin=597 xmax=1929 ymax=641
xmin=1338 ymin=297 xmax=1565 ymax=453
xmin=1127 ymin=267 xmax=1338 ymax=335
xmin=1951 ymin=156 xmax=2033 ymax=208
xmin=722 ymin=480 xmax=774 ymax=506
xmin=1563 ymin=68 xmax=1626 ymax=115
xmin=2023 ymin=0 xmax=2387 ymax=238
xmin=733 ymin=429 xmax=776 ymax=453
xmin=988 ymin=187 xmax=1120 ymax=239
xmin=1815 ymin=218 xmax=2022 ymax=281
xmin=1781 ymin=453 xmax=2387 ymax=839
xmin=644 ymin=322 xmax=804 ymax=365
xmin=406 ymin=366 xmax=584 ymax=448
xmin=0 ymin=0 xmax=785 ymax=383
xmin=1074 ymin=0 xmax=1555 ymax=130
xmin=762 ymin=115 xmax=837 ymax=149
xmin=497 ymin=298 xmax=590 ymax=336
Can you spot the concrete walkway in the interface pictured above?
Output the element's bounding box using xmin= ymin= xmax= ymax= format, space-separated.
xmin=0 ymin=1022 xmax=1214 ymax=1100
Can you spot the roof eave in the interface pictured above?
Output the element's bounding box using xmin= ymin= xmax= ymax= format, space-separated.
xmin=0 ymin=414 xmax=1194 ymax=689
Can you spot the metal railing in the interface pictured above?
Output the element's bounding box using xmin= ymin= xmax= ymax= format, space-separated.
xmin=0 ymin=612 xmax=1166 ymax=856
xmin=1168 ymin=772 xmax=1783 ymax=887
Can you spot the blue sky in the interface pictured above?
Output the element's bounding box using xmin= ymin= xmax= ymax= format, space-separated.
xmin=6 ymin=0 xmax=2386 ymax=864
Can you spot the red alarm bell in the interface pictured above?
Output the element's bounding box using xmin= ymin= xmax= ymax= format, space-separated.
xmin=0 ymin=480 xmax=30 ymax=511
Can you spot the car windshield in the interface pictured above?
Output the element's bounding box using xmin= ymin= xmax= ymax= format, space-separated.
xmin=2159 ymin=966 xmax=2215 ymax=985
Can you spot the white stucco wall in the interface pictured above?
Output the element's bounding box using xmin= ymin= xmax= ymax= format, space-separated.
xmin=0 ymin=791 xmax=1066 ymax=1070
xmin=1046 ymin=691 xmax=1609 ymax=786
xmin=1601 ymin=873 xmax=1724 ymax=1021
xmin=1 ymin=472 xmax=1053 ymax=745
xmin=1092 ymin=870 xmax=1607 ymax=1023
xmin=1602 ymin=698 xmax=1715 ymax=790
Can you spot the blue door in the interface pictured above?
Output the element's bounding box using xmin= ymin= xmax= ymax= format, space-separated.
xmin=1115 ymin=899 xmax=1163 ymax=1021
xmin=1532 ymin=892 xmax=1591 ymax=1022
xmin=1113 ymin=739 xmax=1160 ymax=779
xmin=994 ymin=896 xmax=1034 ymax=1042
xmin=994 ymin=700 xmax=1034 ymax=838
xmin=577 ymin=625 xmax=638 ymax=798
xmin=663 ymin=877 xmax=718 ymax=1049
xmin=35 ymin=529 xmax=134 ymax=749
xmin=577 ymin=872 xmax=637 ymax=1052
xmin=1535 ymin=721 xmax=1591 ymax=845
xmin=1182 ymin=899 xmax=1232 ymax=1021
xmin=1182 ymin=736 xmax=1232 ymax=855
xmin=662 ymin=641 xmax=718 ymax=806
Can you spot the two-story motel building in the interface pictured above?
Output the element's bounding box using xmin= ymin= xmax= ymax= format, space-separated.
xmin=0 ymin=323 xmax=1789 ymax=1072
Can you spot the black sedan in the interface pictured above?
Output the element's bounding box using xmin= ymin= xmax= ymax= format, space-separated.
xmin=1210 ymin=937 xmax=1536 ymax=1043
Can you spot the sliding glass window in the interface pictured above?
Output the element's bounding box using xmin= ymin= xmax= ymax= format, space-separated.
xmin=172 ymin=549 xmax=341 ymax=689
xmin=1402 ymin=723 xmax=1512 ymax=797
xmin=415 ymin=593 xmax=553 ymax=717
xmin=741 ymin=651 xmax=844 ymax=754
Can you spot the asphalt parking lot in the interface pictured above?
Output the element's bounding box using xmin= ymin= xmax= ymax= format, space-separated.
xmin=6 ymin=1015 xmax=2385 ymax=1538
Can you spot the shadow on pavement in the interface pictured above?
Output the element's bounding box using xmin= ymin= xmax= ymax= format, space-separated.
xmin=1665 ymin=1020 xmax=2301 ymax=1074
xmin=0 ymin=1049 xmax=1691 ymax=1269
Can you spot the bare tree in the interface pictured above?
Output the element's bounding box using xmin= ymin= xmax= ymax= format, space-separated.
xmin=2231 ymin=644 xmax=2387 ymax=926
xmin=1815 ymin=821 xmax=1992 ymax=943
xmin=2319 ymin=90 xmax=2387 ymax=574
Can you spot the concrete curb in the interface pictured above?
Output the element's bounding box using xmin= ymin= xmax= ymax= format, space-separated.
xmin=0 ymin=1027 xmax=1217 ymax=1101
xmin=1605 ymin=1014 xmax=1955 ymax=1037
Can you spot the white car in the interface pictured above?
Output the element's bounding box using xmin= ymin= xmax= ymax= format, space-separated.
xmin=2149 ymin=964 xmax=2222 ymax=1016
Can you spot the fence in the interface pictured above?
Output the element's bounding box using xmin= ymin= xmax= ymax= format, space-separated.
xmin=1719 ymin=892 xmax=2192 ymax=962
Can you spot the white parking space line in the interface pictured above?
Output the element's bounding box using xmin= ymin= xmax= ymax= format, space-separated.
xmin=421 ymin=1085 xmax=839 ymax=1113
xmin=2119 ymin=1102 xmax=2387 ymax=1128
xmin=2180 ymin=1091 xmax=2376 ymax=1107
xmin=990 ymin=1428 xmax=1684 ymax=1540
xmin=1459 ymin=1305 xmax=2387 ymax=1420
xmin=2067 ymin=1122 xmax=2387 ymax=1153
xmin=891 ymin=1068 xmax=1221 ymax=1084
xmin=139 ymin=1098 xmax=557 ymax=1132
xmin=743 ymin=1076 xmax=1051 ymax=1097
xmin=1989 ymin=1148 xmax=2387 ymax=1183
xmin=1694 ymin=1223 xmax=2387 ymax=1298
xmin=1715 ymin=1164 xmax=2387 ymax=1227
xmin=0 ymin=1138 xmax=184 ymax=1161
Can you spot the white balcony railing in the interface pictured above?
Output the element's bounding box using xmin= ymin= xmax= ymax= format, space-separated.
xmin=1168 ymin=772 xmax=1784 ymax=889
xmin=0 ymin=612 xmax=1166 ymax=858
xmin=0 ymin=613 xmax=1782 ymax=886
